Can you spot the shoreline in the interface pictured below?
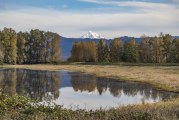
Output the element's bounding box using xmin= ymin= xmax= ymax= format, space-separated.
xmin=1 ymin=64 xmax=179 ymax=93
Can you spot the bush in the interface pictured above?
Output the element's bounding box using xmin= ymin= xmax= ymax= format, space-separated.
xmin=0 ymin=92 xmax=179 ymax=120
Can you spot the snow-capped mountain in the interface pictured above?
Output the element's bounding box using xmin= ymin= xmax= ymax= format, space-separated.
xmin=81 ymin=31 xmax=104 ymax=39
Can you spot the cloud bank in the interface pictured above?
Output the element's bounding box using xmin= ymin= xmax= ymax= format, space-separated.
xmin=0 ymin=0 xmax=179 ymax=38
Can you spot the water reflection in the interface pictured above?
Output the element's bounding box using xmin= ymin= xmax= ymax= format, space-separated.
xmin=0 ymin=69 xmax=60 ymax=101
xmin=0 ymin=68 xmax=178 ymax=110
xmin=68 ymin=72 xmax=177 ymax=101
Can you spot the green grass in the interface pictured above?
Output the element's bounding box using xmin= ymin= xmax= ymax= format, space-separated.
xmin=0 ymin=92 xmax=179 ymax=120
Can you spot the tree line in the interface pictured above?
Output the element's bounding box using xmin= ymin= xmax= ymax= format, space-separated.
xmin=0 ymin=28 xmax=61 ymax=64
xmin=71 ymin=33 xmax=179 ymax=63
xmin=1 ymin=27 xmax=178 ymax=64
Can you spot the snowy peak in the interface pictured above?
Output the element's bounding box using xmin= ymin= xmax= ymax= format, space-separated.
xmin=81 ymin=31 xmax=104 ymax=39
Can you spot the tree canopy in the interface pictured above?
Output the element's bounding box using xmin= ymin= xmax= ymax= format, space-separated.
xmin=0 ymin=28 xmax=61 ymax=64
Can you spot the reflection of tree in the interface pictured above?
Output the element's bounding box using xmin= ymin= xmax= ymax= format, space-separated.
xmin=122 ymin=82 xmax=138 ymax=97
xmin=0 ymin=69 xmax=17 ymax=96
xmin=0 ymin=69 xmax=60 ymax=102
xmin=108 ymin=81 xmax=122 ymax=97
xmin=0 ymin=69 xmax=177 ymax=102
xmin=96 ymin=78 xmax=122 ymax=97
xmin=96 ymin=78 xmax=108 ymax=95
xmin=48 ymin=72 xmax=60 ymax=100
xmin=69 ymin=72 xmax=178 ymax=100
xmin=70 ymin=73 xmax=96 ymax=92
xmin=16 ymin=69 xmax=27 ymax=96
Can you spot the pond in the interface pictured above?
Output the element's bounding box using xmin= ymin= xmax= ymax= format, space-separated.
xmin=0 ymin=68 xmax=178 ymax=110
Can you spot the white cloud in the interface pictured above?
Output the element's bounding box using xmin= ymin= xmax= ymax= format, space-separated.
xmin=78 ymin=0 xmax=168 ymax=8
xmin=0 ymin=3 xmax=179 ymax=39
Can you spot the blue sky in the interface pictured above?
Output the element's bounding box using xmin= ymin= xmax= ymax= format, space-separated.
xmin=0 ymin=0 xmax=179 ymax=38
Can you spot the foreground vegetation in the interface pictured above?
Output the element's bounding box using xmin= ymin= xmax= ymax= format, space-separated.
xmin=0 ymin=92 xmax=178 ymax=120
xmin=2 ymin=64 xmax=179 ymax=92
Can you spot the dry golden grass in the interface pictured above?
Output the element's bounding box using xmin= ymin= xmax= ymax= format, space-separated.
xmin=1 ymin=64 xmax=179 ymax=92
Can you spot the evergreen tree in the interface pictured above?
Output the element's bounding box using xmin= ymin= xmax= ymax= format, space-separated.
xmin=97 ymin=39 xmax=106 ymax=62
xmin=172 ymin=39 xmax=179 ymax=63
xmin=109 ymin=38 xmax=122 ymax=62
xmin=103 ymin=44 xmax=110 ymax=62
xmin=123 ymin=39 xmax=139 ymax=62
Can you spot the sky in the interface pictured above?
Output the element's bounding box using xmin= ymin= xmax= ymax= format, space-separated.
xmin=0 ymin=0 xmax=179 ymax=39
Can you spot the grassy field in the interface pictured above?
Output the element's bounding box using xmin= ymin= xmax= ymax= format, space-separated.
xmin=1 ymin=63 xmax=179 ymax=92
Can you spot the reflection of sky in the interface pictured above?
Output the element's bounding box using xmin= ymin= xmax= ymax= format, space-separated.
xmin=0 ymin=69 xmax=177 ymax=110
xmin=51 ymin=87 xmax=160 ymax=110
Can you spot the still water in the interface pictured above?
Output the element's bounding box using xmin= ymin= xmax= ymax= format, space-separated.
xmin=0 ymin=68 xmax=178 ymax=110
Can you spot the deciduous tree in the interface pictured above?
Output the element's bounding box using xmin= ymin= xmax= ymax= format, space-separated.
xmin=17 ymin=32 xmax=26 ymax=64
xmin=1 ymin=28 xmax=17 ymax=64
xmin=109 ymin=38 xmax=122 ymax=62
